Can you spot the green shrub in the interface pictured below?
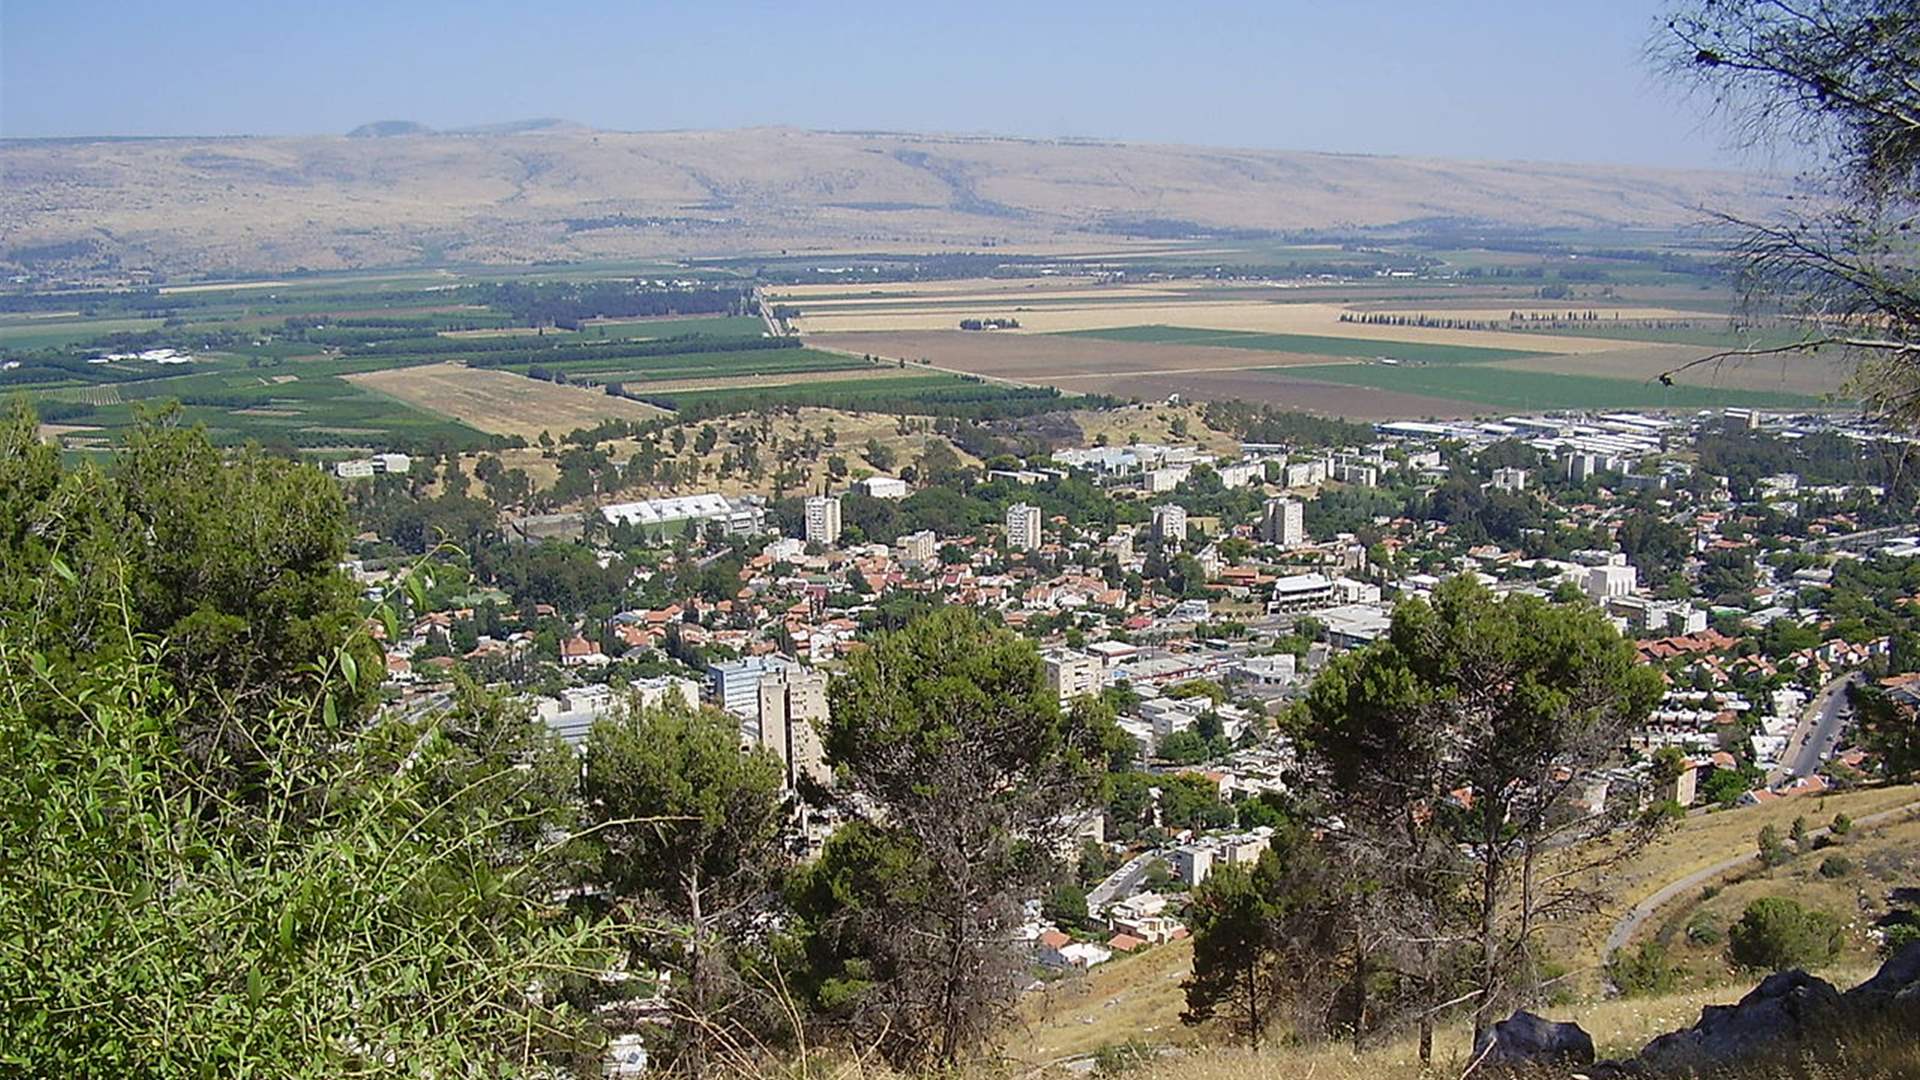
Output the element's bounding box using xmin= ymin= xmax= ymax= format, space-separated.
xmin=1609 ymin=940 xmax=1680 ymax=997
xmin=1729 ymin=897 xmax=1844 ymax=971
xmin=1883 ymin=923 xmax=1920 ymax=957
xmin=1818 ymin=855 xmax=1855 ymax=879
xmin=1830 ymin=812 xmax=1854 ymax=836
xmin=1686 ymin=912 xmax=1724 ymax=946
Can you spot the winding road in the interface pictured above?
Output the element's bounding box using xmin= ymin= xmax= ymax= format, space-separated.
xmin=1604 ymin=796 xmax=1920 ymax=956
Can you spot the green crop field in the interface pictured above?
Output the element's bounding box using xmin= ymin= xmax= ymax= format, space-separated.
xmin=576 ymin=315 xmax=765 ymax=339
xmin=1280 ymin=362 xmax=1824 ymax=411
xmin=1498 ymin=323 xmax=1810 ymax=349
xmin=1060 ymin=324 xmax=1546 ymax=364
xmin=544 ymin=347 xmax=866 ymax=382
xmin=0 ymin=316 xmax=170 ymax=350
xmin=638 ymin=373 xmax=1082 ymax=419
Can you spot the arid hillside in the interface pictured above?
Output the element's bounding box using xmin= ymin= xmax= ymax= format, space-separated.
xmin=0 ymin=126 xmax=1791 ymax=277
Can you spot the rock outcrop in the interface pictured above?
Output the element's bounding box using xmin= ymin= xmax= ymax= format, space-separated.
xmin=1470 ymin=1010 xmax=1595 ymax=1070
xmin=1469 ymin=944 xmax=1920 ymax=1077
xmin=1634 ymin=968 xmax=1844 ymax=1071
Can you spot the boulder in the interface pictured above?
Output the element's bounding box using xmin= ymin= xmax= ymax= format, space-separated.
xmin=1845 ymin=941 xmax=1920 ymax=1003
xmin=1470 ymin=1010 xmax=1595 ymax=1072
xmin=1636 ymin=968 xmax=1841 ymax=1071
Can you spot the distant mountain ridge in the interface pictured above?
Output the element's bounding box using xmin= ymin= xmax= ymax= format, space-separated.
xmin=0 ymin=124 xmax=1793 ymax=276
xmin=346 ymin=118 xmax=586 ymax=138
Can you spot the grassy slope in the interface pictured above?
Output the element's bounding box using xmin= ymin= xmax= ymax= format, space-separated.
xmin=1013 ymin=785 xmax=1920 ymax=1071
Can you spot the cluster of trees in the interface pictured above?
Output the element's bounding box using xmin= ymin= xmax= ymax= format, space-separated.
xmin=2 ymin=407 xmax=1140 ymax=1072
xmin=458 ymin=281 xmax=752 ymax=328
xmin=1181 ymin=578 xmax=1667 ymax=1057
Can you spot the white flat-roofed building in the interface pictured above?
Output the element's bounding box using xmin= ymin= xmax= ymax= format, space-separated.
xmin=1585 ymin=563 xmax=1639 ymax=602
xmin=709 ymin=655 xmax=793 ymax=717
xmin=857 ymin=475 xmax=909 ymax=499
xmin=1283 ymin=459 xmax=1330 ymax=488
xmin=1267 ymin=572 xmax=1336 ymax=614
xmin=1216 ymin=461 xmax=1264 ymax=489
xmin=1044 ymin=650 xmax=1104 ymax=703
xmin=756 ymin=666 xmax=830 ymax=790
xmin=601 ymin=492 xmax=765 ymax=536
xmin=1491 ymin=467 xmax=1529 ymax=492
xmin=897 ymin=529 xmax=937 ymax=565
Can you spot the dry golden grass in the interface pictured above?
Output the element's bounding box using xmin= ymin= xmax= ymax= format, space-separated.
xmin=344 ymin=362 xmax=667 ymax=440
xmin=1067 ymin=402 xmax=1242 ymax=458
xmin=424 ymin=406 xmax=984 ymax=508
xmin=998 ymin=787 xmax=1920 ymax=1073
xmin=1547 ymin=784 xmax=1920 ymax=977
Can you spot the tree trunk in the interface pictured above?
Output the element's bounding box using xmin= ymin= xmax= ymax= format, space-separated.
xmin=684 ymin=865 xmax=708 ymax=1080
xmin=1246 ymin=958 xmax=1262 ymax=1050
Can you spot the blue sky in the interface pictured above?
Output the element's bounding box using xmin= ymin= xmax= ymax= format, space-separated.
xmin=1 ymin=0 xmax=1764 ymax=169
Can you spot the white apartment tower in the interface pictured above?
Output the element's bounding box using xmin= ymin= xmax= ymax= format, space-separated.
xmin=1259 ymin=498 xmax=1305 ymax=548
xmin=1006 ymin=502 xmax=1043 ymax=551
xmin=1151 ymin=504 xmax=1189 ymax=545
xmin=756 ymin=666 xmax=831 ymax=791
xmin=804 ymin=494 xmax=842 ymax=547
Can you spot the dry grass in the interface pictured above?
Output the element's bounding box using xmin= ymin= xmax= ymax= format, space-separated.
xmin=343 ymin=362 xmax=667 ymax=440
xmin=425 ymin=406 xmax=982 ymax=508
xmin=1546 ymin=784 xmax=1920 ymax=978
xmin=1067 ymin=402 xmax=1243 ymax=458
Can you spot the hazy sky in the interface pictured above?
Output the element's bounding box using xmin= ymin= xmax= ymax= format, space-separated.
xmin=1 ymin=0 xmax=1763 ymax=170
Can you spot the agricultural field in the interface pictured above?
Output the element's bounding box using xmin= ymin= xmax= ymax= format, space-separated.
xmin=344 ymin=363 xmax=667 ymax=441
xmin=789 ymin=269 xmax=1854 ymax=416
xmin=1276 ymin=362 xmax=1822 ymax=411
xmin=1062 ymin=325 xmax=1549 ymax=365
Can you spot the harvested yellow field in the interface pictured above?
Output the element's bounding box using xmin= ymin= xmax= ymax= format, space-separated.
xmin=1352 ymin=304 xmax=1726 ymax=321
xmin=772 ymin=275 xmax=1106 ymax=298
xmin=789 ymin=286 xmax=1186 ymax=308
xmin=345 ymin=362 xmax=666 ymax=440
xmin=788 ymin=299 xmax=1625 ymax=353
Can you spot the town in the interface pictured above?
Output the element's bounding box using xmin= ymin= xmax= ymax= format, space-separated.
xmin=356 ymin=399 xmax=1920 ymax=987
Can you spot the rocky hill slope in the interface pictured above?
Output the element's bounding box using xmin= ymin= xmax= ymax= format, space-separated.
xmin=0 ymin=126 xmax=1791 ymax=277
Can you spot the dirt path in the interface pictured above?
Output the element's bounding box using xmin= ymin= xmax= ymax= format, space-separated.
xmin=1605 ymin=797 xmax=1920 ymax=955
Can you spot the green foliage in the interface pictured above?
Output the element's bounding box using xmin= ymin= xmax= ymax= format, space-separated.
xmin=0 ymin=622 xmax=607 ymax=1074
xmin=1831 ymin=812 xmax=1854 ymax=836
xmin=1609 ymin=940 xmax=1680 ymax=998
xmin=796 ymin=608 xmax=1110 ymax=1069
xmin=1702 ymin=763 xmax=1763 ymax=806
xmin=1300 ymin=574 xmax=1664 ymax=1028
xmin=1687 ymin=912 xmax=1724 ymax=946
xmin=582 ymin=694 xmax=790 ymax=1071
xmin=1182 ymin=853 xmax=1287 ymax=1047
xmin=1046 ymin=883 xmax=1091 ymax=928
xmin=1818 ymin=855 xmax=1855 ymax=879
xmin=1758 ymin=824 xmax=1791 ymax=867
xmin=1883 ymin=923 xmax=1920 ymax=957
xmin=2 ymin=401 xmax=381 ymax=788
xmin=1729 ymin=897 xmax=1844 ymax=972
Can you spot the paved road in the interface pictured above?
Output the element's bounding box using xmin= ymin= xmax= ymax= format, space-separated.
xmin=1605 ymin=797 xmax=1920 ymax=956
xmin=1772 ymin=672 xmax=1862 ymax=786
xmin=1088 ymin=850 xmax=1160 ymax=911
